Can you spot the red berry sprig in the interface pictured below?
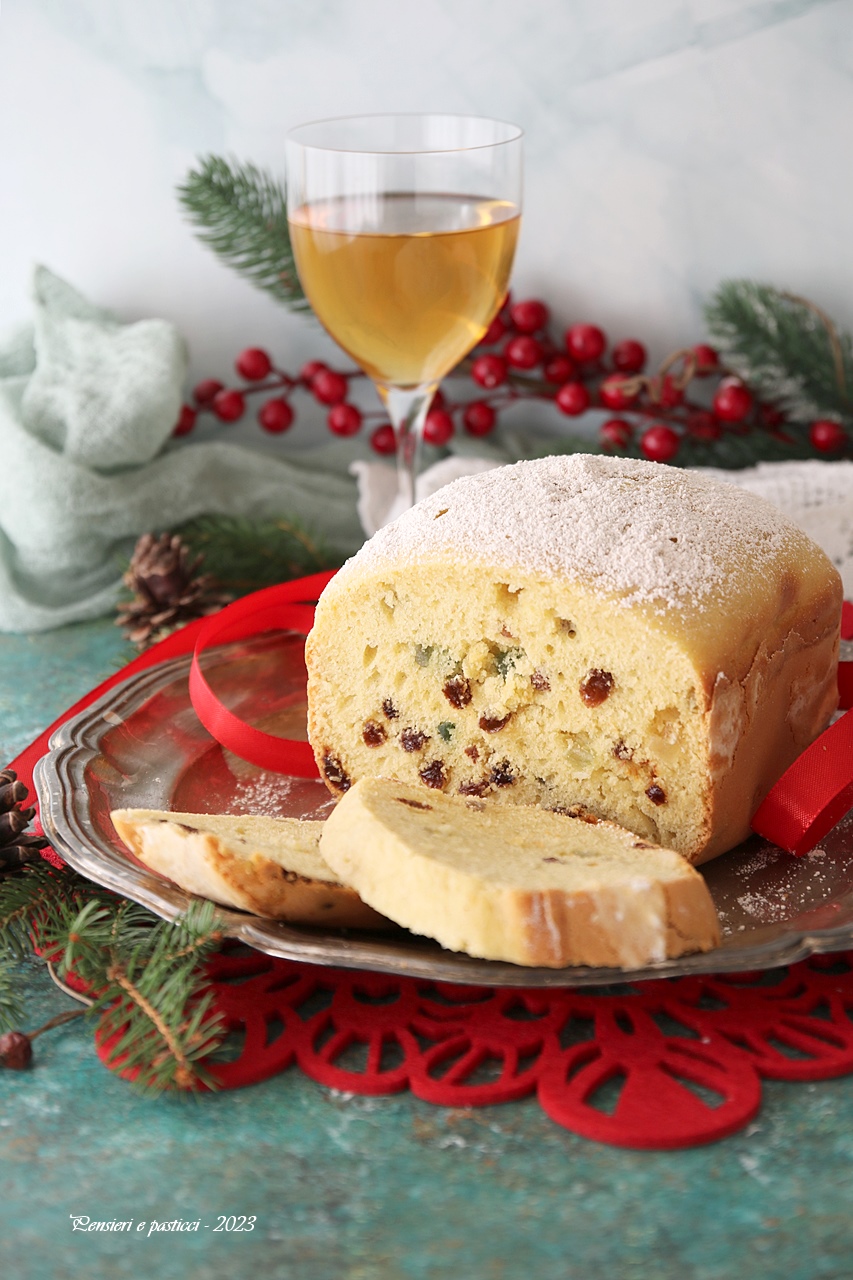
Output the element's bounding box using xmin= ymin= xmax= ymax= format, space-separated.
xmin=173 ymin=316 xmax=849 ymax=461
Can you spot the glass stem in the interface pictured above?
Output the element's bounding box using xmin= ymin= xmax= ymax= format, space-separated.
xmin=379 ymin=383 xmax=438 ymax=512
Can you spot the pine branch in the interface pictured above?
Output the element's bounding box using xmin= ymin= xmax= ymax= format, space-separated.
xmin=177 ymin=156 xmax=310 ymax=311
xmin=0 ymin=859 xmax=91 ymax=961
xmin=43 ymin=896 xmax=226 ymax=1094
xmin=1 ymin=860 xmax=227 ymax=1093
xmin=0 ymin=955 xmax=25 ymax=1033
xmin=175 ymin=514 xmax=340 ymax=595
xmin=705 ymin=281 xmax=853 ymax=425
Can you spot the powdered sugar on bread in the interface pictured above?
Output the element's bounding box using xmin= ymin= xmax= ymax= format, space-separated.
xmin=340 ymin=454 xmax=799 ymax=610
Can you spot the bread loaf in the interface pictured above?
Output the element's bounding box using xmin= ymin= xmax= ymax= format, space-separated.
xmin=111 ymin=808 xmax=389 ymax=928
xmin=319 ymin=778 xmax=720 ymax=968
xmin=307 ymin=455 xmax=841 ymax=863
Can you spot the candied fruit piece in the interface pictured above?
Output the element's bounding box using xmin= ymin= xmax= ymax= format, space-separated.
xmin=362 ymin=720 xmax=387 ymax=747
xmin=580 ymin=669 xmax=614 ymax=707
xmin=443 ymin=675 xmax=472 ymax=708
xmin=479 ymin=713 xmax=512 ymax=733
xmin=322 ymin=753 xmax=351 ymax=792
xmin=490 ymin=760 xmax=515 ymax=788
xmin=419 ymin=760 xmax=448 ymax=789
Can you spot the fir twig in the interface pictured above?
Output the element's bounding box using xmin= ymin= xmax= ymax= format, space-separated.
xmin=705 ymin=281 xmax=853 ymax=425
xmin=47 ymin=896 xmax=226 ymax=1094
xmin=0 ymin=859 xmax=227 ymax=1093
xmin=175 ymin=514 xmax=340 ymax=594
xmin=177 ymin=156 xmax=309 ymax=311
xmin=0 ymin=955 xmax=25 ymax=1034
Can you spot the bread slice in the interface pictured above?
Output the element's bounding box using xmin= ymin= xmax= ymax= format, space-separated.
xmin=318 ymin=778 xmax=720 ymax=968
xmin=110 ymin=808 xmax=390 ymax=929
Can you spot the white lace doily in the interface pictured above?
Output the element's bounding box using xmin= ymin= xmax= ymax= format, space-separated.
xmin=351 ymin=457 xmax=853 ymax=597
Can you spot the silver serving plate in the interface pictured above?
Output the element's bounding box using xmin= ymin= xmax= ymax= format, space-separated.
xmin=34 ymin=632 xmax=853 ymax=988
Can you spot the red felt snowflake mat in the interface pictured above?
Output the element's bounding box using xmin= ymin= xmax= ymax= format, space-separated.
xmin=112 ymin=949 xmax=853 ymax=1150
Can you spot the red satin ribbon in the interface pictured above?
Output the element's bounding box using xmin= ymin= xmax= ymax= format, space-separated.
xmin=751 ymin=601 xmax=853 ymax=855
xmin=187 ymin=569 xmax=336 ymax=778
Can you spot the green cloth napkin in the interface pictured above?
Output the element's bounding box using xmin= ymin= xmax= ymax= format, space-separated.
xmin=0 ymin=268 xmax=366 ymax=632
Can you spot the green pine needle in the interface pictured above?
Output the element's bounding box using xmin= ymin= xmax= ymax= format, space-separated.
xmin=175 ymin=514 xmax=340 ymax=595
xmin=177 ymin=155 xmax=310 ymax=311
xmin=0 ymin=954 xmax=25 ymax=1033
xmin=705 ymin=281 xmax=853 ymax=426
xmin=1 ymin=859 xmax=227 ymax=1094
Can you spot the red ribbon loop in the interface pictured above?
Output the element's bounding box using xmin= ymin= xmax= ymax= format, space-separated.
xmin=750 ymin=708 xmax=853 ymax=856
xmin=188 ymin=569 xmax=337 ymax=777
xmin=751 ymin=602 xmax=853 ymax=855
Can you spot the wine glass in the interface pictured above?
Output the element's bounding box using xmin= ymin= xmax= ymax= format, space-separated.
xmin=285 ymin=113 xmax=523 ymax=513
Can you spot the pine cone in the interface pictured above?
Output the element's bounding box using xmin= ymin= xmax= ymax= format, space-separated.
xmin=0 ymin=769 xmax=48 ymax=871
xmin=116 ymin=533 xmax=230 ymax=649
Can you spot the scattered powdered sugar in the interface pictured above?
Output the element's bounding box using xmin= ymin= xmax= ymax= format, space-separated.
xmin=229 ymin=775 xmax=296 ymax=817
xmin=338 ymin=455 xmax=802 ymax=609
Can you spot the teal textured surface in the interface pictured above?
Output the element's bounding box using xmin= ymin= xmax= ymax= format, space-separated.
xmin=2 ymin=620 xmax=853 ymax=1280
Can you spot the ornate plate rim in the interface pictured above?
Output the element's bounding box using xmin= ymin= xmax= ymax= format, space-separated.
xmin=33 ymin=649 xmax=853 ymax=988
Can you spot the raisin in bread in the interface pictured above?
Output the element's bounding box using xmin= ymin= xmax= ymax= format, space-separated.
xmin=306 ymin=455 xmax=841 ymax=863
xmin=319 ymin=778 xmax=720 ymax=968
xmin=111 ymin=809 xmax=389 ymax=928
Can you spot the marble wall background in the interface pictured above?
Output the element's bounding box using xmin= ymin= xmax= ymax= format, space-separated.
xmin=1 ymin=0 xmax=850 ymax=421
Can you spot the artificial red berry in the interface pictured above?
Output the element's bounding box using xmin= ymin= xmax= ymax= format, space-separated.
xmin=713 ymin=378 xmax=753 ymax=423
xmin=327 ymin=403 xmax=362 ymax=436
xmin=370 ymin=423 xmax=397 ymax=455
xmin=300 ymin=360 xmax=327 ymax=382
xmin=471 ymin=354 xmax=508 ymax=389
xmin=543 ymin=355 xmax=576 ymax=384
xmin=0 ymin=1031 xmax=32 ymax=1069
xmin=509 ymin=299 xmax=549 ymax=333
xmin=423 ymin=408 xmax=454 ymax=446
xmin=565 ymin=323 xmax=606 ymax=363
xmin=211 ymin=389 xmax=246 ymax=422
xmin=641 ymin=424 xmax=680 ymax=462
xmin=600 ymin=419 xmax=633 ymax=450
xmin=505 ymin=335 xmax=543 ymax=369
xmin=192 ymin=378 xmax=224 ymax=407
xmin=693 ymin=344 xmax=719 ymax=375
xmin=658 ymin=374 xmax=684 ymax=408
xmin=598 ymin=374 xmax=638 ymax=411
xmin=236 ymin=347 xmax=273 ymax=381
xmin=686 ymin=410 xmax=721 ymax=441
xmin=463 ymin=401 xmax=497 ymax=436
xmin=810 ymin=419 xmax=847 ymax=452
xmin=759 ymin=403 xmax=785 ymax=429
xmin=311 ymin=369 xmax=348 ymax=405
xmin=258 ymin=398 xmax=294 ymax=434
xmin=555 ymin=382 xmax=591 ymax=416
xmin=612 ymin=339 xmax=647 ymax=374
xmin=480 ymin=314 xmax=507 ymax=346
xmin=172 ymin=405 xmax=197 ymax=437
xmin=431 ymin=388 xmax=446 ymax=411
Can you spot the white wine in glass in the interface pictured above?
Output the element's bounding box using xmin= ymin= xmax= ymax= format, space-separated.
xmin=286 ymin=114 xmax=523 ymax=513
